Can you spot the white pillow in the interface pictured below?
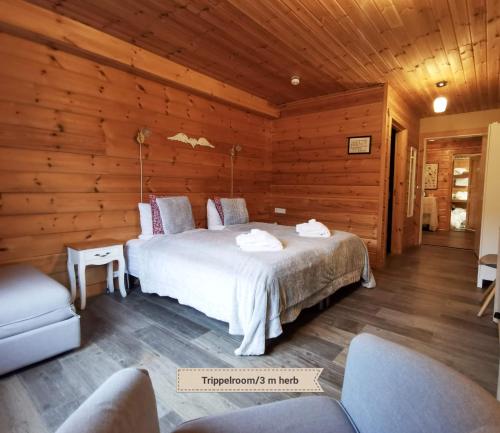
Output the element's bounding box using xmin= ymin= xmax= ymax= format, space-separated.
xmin=138 ymin=203 xmax=153 ymax=237
xmin=207 ymin=199 xmax=224 ymax=230
xmin=156 ymin=196 xmax=195 ymax=234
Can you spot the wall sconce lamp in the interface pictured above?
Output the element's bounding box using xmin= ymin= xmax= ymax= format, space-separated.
xmin=136 ymin=127 xmax=151 ymax=201
xmin=230 ymin=144 xmax=242 ymax=197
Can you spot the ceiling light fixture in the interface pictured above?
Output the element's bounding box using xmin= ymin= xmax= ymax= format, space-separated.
xmin=291 ymin=75 xmax=300 ymax=86
xmin=433 ymin=81 xmax=448 ymax=113
xmin=433 ymin=96 xmax=448 ymax=113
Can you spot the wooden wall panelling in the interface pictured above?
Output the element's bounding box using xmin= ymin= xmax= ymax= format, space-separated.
xmin=424 ymin=137 xmax=483 ymax=231
xmin=272 ymin=86 xmax=386 ymax=266
xmin=0 ymin=32 xmax=272 ymax=296
xmin=0 ymin=0 xmax=280 ymax=118
xmin=0 ymin=36 xmax=273 ymax=135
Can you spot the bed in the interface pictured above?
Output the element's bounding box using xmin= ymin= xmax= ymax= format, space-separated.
xmin=125 ymin=222 xmax=375 ymax=355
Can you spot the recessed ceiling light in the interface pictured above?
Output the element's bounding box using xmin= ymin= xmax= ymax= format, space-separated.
xmin=291 ymin=75 xmax=300 ymax=86
xmin=436 ymin=80 xmax=448 ymax=88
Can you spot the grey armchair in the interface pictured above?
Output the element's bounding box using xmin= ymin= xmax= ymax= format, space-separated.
xmin=56 ymin=333 xmax=500 ymax=433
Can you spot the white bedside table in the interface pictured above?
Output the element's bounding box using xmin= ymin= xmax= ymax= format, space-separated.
xmin=66 ymin=239 xmax=127 ymax=310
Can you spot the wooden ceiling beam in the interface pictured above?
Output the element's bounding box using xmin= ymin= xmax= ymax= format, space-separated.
xmin=0 ymin=0 xmax=280 ymax=119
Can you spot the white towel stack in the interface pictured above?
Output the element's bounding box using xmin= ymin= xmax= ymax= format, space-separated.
xmin=236 ymin=229 xmax=283 ymax=252
xmin=296 ymin=219 xmax=331 ymax=238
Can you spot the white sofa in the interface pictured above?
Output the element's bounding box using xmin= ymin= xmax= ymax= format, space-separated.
xmin=0 ymin=264 xmax=80 ymax=375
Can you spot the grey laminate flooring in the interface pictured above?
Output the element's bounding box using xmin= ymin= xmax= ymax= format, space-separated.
xmin=1 ymin=245 xmax=498 ymax=433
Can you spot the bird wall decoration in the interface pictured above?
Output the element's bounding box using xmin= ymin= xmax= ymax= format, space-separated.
xmin=167 ymin=133 xmax=215 ymax=149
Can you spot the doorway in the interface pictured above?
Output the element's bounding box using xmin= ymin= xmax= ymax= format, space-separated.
xmin=386 ymin=124 xmax=408 ymax=255
xmin=421 ymin=136 xmax=484 ymax=251
xmin=386 ymin=127 xmax=397 ymax=254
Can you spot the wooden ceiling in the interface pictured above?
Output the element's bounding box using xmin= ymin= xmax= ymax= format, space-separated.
xmin=27 ymin=0 xmax=500 ymax=116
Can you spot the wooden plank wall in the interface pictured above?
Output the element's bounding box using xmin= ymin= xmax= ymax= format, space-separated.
xmin=0 ymin=0 xmax=280 ymax=119
xmin=0 ymin=33 xmax=272 ymax=296
xmin=387 ymin=86 xmax=422 ymax=251
xmin=425 ymin=137 xmax=482 ymax=231
xmin=271 ymin=87 xmax=386 ymax=265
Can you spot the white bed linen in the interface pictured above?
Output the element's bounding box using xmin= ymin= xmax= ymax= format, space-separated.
xmin=128 ymin=223 xmax=375 ymax=356
xmin=125 ymin=239 xmax=148 ymax=277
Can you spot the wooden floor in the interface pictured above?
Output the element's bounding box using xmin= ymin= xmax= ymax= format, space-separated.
xmin=1 ymin=245 xmax=498 ymax=433
xmin=422 ymin=229 xmax=475 ymax=250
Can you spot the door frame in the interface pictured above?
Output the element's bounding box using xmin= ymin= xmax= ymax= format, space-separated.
xmin=418 ymin=129 xmax=487 ymax=245
xmin=389 ymin=124 xmax=408 ymax=255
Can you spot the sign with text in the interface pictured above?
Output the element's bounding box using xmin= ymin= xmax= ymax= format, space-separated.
xmin=177 ymin=368 xmax=323 ymax=393
xmin=347 ymin=135 xmax=371 ymax=154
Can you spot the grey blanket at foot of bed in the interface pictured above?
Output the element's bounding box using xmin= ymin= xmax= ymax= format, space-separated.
xmin=139 ymin=223 xmax=375 ymax=355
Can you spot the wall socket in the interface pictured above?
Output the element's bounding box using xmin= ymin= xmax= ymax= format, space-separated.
xmin=274 ymin=208 xmax=286 ymax=214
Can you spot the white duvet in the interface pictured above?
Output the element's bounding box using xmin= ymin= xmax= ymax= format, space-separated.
xmin=137 ymin=223 xmax=375 ymax=355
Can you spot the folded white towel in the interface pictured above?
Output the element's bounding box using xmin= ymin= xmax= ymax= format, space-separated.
xmin=296 ymin=219 xmax=331 ymax=238
xmin=236 ymin=229 xmax=283 ymax=252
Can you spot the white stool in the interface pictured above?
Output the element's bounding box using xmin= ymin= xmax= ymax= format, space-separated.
xmin=477 ymin=254 xmax=497 ymax=317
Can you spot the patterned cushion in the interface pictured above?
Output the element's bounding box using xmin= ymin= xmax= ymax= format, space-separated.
xmin=149 ymin=195 xmax=164 ymax=235
xmin=213 ymin=197 xmax=224 ymax=224
xmin=156 ymin=196 xmax=195 ymax=234
xmin=220 ymin=198 xmax=249 ymax=226
xmin=207 ymin=199 xmax=225 ymax=229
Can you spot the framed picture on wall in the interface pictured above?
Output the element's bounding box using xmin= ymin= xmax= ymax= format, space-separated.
xmin=347 ymin=136 xmax=371 ymax=154
xmin=424 ymin=163 xmax=439 ymax=189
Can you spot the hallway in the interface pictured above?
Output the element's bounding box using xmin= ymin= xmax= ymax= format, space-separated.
xmin=422 ymin=230 xmax=475 ymax=250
